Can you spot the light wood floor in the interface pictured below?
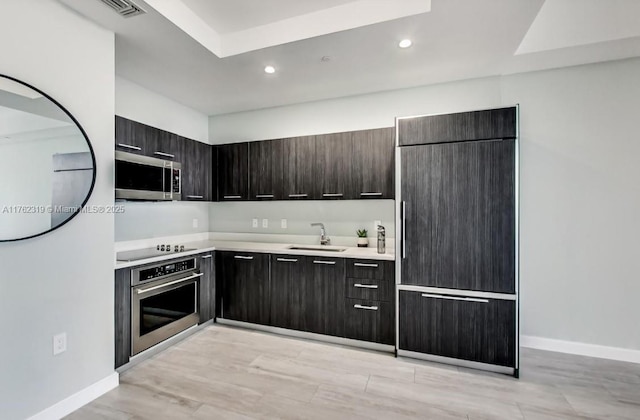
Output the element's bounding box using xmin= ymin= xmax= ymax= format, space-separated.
xmin=67 ymin=325 xmax=640 ymax=419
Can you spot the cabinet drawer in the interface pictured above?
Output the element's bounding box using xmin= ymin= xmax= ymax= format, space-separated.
xmin=346 ymin=259 xmax=388 ymax=280
xmin=344 ymin=299 xmax=394 ymax=345
xmin=346 ymin=277 xmax=393 ymax=302
xmin=398 ymin=290 xmax=516 ymax=367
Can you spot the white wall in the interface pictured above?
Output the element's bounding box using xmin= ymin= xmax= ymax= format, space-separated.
xmin=115 ymin=77 xmax=211 ymax=241
xmin=116 ymin=76 xmax=209 ymax=143
xmin=209 ymin=58 xmax=640 ymax=353
xmin=0 ymin=1 xmax=115 ymax=419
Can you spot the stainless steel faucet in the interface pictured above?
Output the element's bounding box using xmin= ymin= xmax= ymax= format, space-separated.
xmin=311 ymin=222 xmax=330 ymax=245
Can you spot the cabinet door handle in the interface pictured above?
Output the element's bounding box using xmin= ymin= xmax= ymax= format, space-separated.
xmin=401 ymin=201 xmax=406 ymax=259
xmin=256 ymin=194 xmax=274 ymax=198
xmin=234 ymin=255 xmax=254 ymax=260
xmin=421 ymin=293 xmax=489 ymax=303
xmin=187 ymin=195 xmax=204 ymax=199
xmin=354 ymin=262 xmax=378 ymax=268
xmin=117 ymin=143 xmax=141 ymax=151
xmin=354 ymin=304 xmax=378 ymax=311
xmin=200 ymin=255 xmax=213 ymax=259
xmin=360 ymin=192 xmax=382 ymax=197
xmin=313 ymin=260 xmax=336 ymax=265
xmin=354 ymin=283 xmax=378 ymax=289
xmin=288 ymin=194 xmax=308 ymax=198
xmin=223 ymin=195 xmax=242 ymax=199
xmin=322 ymin=193 xmax=343 ymax=197
xmin=276 ymin=258 xmax=298 ymax=263
xmin=154 ymin=151 xmax=175 ymax=158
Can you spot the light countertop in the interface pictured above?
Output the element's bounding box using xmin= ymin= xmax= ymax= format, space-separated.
xmin=115 ymin=239 xmax=395 ymax=269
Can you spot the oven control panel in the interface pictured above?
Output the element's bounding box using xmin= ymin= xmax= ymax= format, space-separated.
xmin=138 ymin=258 xmax=196 ymax=282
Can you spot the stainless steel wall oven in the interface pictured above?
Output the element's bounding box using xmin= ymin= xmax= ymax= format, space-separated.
xmin=131 ymin=257 xmax=200 ymax=355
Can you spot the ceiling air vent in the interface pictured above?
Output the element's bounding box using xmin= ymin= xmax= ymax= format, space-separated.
xmin=99 ymin=0 xmax=146 ymax=18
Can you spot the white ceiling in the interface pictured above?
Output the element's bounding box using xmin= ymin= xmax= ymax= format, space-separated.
xmin=59 ymin=0 xmax=640 ymax=116
xmin=182 ymin=0 xmax=355 ymax=34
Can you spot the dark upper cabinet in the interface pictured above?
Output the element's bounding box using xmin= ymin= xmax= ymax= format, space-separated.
xmin=282 ymin=136 xmax=316 ymax=200
xmin=211 ymin=146 xmax=218 ymax=201
xmin=219 ymin=251 xmax=270 ymax=325
xmin=198 ymin=253 xmax=215 ymax=323
xmin=218 ymin=143 xmax=249 ymax=201
xmin=315 ymin=132 xmax=352 ymax=200
xmin=397 ymin=107 xmax=517 ymax=146
xmin=248 ymin=139 xmax=284 ymax=200
xmin=351 ymin=128 xmax=395 ymax=199
xmin=152 ymin=128 xmax=179 ymax=162
xmin=398 ymin=290 xmax=516 ymax=367
xmin=115 ymin=116 xmax=179 ymax=159
xmin=181 ymin=137 xmax=213 ymax=201
xmin=270 ymin=255 xmax=312 ymax=331
xmin=400 ymin=139 xmax=516 ymax=293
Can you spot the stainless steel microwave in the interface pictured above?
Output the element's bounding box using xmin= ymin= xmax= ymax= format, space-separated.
xmin=115 ymin=151 xmax=181 ymax=201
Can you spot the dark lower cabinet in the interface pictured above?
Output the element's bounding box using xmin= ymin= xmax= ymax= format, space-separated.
xmin=219 ymin=251 xmax=270 ymax=325
xmin=398 ymin=291 xmax=516 ymax=367
xmin=307 ymin=257 xmax=346 ymax=337
xmin=270 ymin=255 xmax=312 ymax=331
xmin=344 ymin=299 xmax=394 ymax=345
xmin=114 ymin=268 xmax=131 ymax=369
xmin=198 ymin=253 xmax=215 ymax=323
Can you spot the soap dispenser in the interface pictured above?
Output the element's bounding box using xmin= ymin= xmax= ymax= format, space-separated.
xmin=377 ymin=225 xmax=386 ymax=254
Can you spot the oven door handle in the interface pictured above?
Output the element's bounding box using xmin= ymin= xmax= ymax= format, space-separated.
xmin=136 ymin=273 xmax=203 ymax=295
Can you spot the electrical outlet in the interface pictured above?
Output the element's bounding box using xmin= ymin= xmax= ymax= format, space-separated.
xmin=192 ymin=218 xmax=198 ymax=228
xmin=252 ymin=218 xmax=258 ymax=228
xmin=374 ymin=220 xmax=382 ymax=230
xmin=53 ymin=333 xmax=67 ymax=356
xmin=281 ymin=219 xmax=287 ymax=229
xmin=262 ymin=218 xmax=269 ymax=228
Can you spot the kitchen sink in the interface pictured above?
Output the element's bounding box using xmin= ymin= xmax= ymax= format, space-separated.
xmin=287 ymin=245 xmax=347 ymax=252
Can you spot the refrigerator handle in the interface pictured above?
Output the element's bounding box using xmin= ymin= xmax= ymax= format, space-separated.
xmin=402 ymin=201 xmax=406 ymax=259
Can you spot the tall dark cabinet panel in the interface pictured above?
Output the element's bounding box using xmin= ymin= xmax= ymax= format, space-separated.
xmin=218 ymin=143 xmax=249 ymax=201
xmin=219 ymin=251 xmax=270 ymax=325
xmin=198 ymin=253 xmax=215 ymax=323
xmin=282 ymin=136 xmax=316 ymax=200
xmin=114 ymin=269 xmax=131 ymax=369
xmin=249 ymin=139 xmax=284 ymax=200
xmin=181 ymin=138 xmax=213 ymax=201
xmin=307 ymin=257 xmax=346 ymax=337
xmin=401 ymin=140 xmax=515 ymax=293
xmin=397 ymin=107 xmax=517 ymax=146
xmin=351 ymin=128 xmax=395 ymax=199
xmin=397 ymin=106 xmax=518 ymax=376
xmin=315 ymin=132 xmax=352 ymax=199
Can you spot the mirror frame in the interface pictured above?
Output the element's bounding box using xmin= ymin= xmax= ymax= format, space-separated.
xmin=0 ymin=74 xmax=97 ymax=243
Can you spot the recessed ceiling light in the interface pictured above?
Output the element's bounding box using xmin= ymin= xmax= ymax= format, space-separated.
xmin=399 ymin=39 xmax=413 ymax=49
xmin=264 ymin=66 xmax=276 ymax=74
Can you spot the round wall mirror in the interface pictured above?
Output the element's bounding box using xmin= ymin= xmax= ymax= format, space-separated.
xmin=0 ymin=75 xmax=96 ymax=242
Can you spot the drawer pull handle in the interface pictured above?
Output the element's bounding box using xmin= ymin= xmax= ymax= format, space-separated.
xmin=276 ymin=258 xmax=298 ymax=263
xmin=354 ymin=263 xmax=378 ymax=268
xmin=313 ymin=260 xmax=336 ymax=265
xmin=200 ymin=255 xmax=213 ymax=259
xmin=154 ymin=151 xmax=175 ymax=158
xmin=354 ymin=283 xmax=378 ymax=289
xmin=421 ymin=293 xmax=489 ymax=303
xmin=187 ymin=195 xmax=204 ymax=199
xmin=360 ymin=192 xmax=382 ymax=196
xmin=223 ymin=195 xmax=242 ymax=199
xmin=288 ymin=194 xmax=308 ymax=198
xmin=322 ymin=193 xmax=343 ymax=197
xmin=117 ymin=143 xmax=141 ymax=151
xmin=354 ymin=304 xmax=378 ymax=311
xmin=256 ymin=194 xmax=274 ymax=198
xmin=234 ymin=255 xmax=254 ymax=260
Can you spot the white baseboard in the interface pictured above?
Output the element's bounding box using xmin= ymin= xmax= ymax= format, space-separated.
xmin=521 ymin=335 xmax=640 ymax=364
xmin=28 ymin=372 xmax=119 ymax=420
